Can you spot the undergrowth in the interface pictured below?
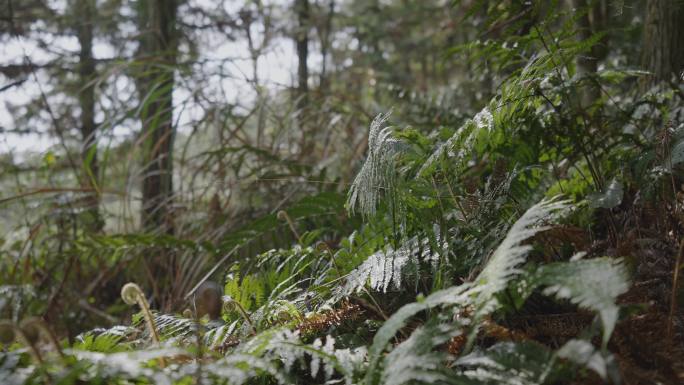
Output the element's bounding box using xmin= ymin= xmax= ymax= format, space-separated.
xmin=2 ymin=1 xmax=684 ymax=384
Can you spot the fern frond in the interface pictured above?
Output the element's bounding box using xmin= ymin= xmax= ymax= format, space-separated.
xmin=364 ymin=285 xmax=472 ymax=385
xmin=236 ymin=327 xmax=364 ymax=384
xmin=205 ymin=320 xmax=239 ymax=350
xmin=472 ymin=197 xmax=570 ymax=310
xmin=535 ymin=257 xmax=630 ymax=347
xmin=73 ymin=326 xmax=134 ymax=352
xmin=455 ymin=341 xmax=556 ymax=385
xmin=382 ymin=319 xmax=461 ymax=385
xmin=202 ymin=353 xmax=286 ymax=384
xmin=418 ymin=106 xmax=494 ymax=177
xmin=336 ymin=228 xmax=446 ymax=298
xmin=347 ymin=111 xmax=406 ymax=217
xmin=66 ymin=347 xmax=183 ymax=379
xmin=153 ymin=313 xmax=196 ymax=339
xmin=556 ymin=339 xmax=620 ymax=383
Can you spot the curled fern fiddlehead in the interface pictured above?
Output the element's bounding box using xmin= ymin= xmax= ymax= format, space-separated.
xmin=223 ymin=295 xmax=257 ymax=335
xmin=121 ymin=283 xmax=163 ymax=346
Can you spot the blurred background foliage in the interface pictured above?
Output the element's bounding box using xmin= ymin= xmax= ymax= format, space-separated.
xmin=1 ymin=0 xmax=684 ymax=383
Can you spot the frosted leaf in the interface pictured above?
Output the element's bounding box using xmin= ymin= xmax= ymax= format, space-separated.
xmin=536 ymin=257 xmax=630 ymax=347
xmin=472 ymin=197 xmax=570 ymax=308
xmin=336 ymin=229 xmax=448 ymax=298
xmin=347 ymin=111 xmax=406 ymax=217
xmin=473 ymin=107 xmax=494 ymax=131
xmin=556 ymin=339 xmax=618 ymax=382
xmin=587 ymin=179 xmax=623 ymax=209
xmin=418 ymin=105 xmax=494 ymax=177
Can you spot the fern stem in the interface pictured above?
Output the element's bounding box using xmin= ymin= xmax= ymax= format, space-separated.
xmin=121 ymin=283 xmax=166 ymax=368
xmin=316 ymin=241 xmax=343 ymax=277
xmin=668 ymin=238 xmax=684 ymax=338
xmin=225 ymin=297 xmax=257 ymax=335
xmin=277 ymin=210 xmax=302 ymax=243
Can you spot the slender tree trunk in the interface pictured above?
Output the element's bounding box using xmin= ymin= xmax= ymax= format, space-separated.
xmin=295 ymin=0 xmax=310 ymax=156
xmin=137 ymin=0 xmax=178 ymax=234
xmin=76 ymin=0 xmax=102 ymax=231
xmin=296 ymin=0 xmax=309 ymax=106
xmin=640 ymin=0 xmax=684 ymax=91
xmin=319 ymin=0 xmax=335 ymax=92
xmin=570 ymin=0 xmax=607 ymax=107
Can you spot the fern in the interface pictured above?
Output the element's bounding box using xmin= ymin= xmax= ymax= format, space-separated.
xmin=555 ymin=339 xmax=619 ymax=383
xmin=418 ymin=106 xmax=494 ymax=177
xmin=204 ymin=320 xmax=239 ymax=349
xmin=470 ymin=197 xmax=570 ymax=312
xmin=381 ymin=318 xmax=461 ymax=385
xmin=153 ymin=313 xmax=196 ymax=339
xmin=74 ymin=329 xmax=132 ymax=353
xmin=235 ymin=327 xmax=365 ymax=384
xmin=347 ymin=111 xmax=406 ymax=217
xmin=455 ymin=341 xmax=557 ymax=385
xmin=364 ymin=285 xmax=473 ymax=385
xmin=0 ymin=351 xmax=32 ymax=385
xmin=364 ymin=197 xmax=569 ymax=384
xmin=224 ymin=272 xmax=266 ymax=312
xmin=336 ymin=226 xmax=446 ymax=298
xmin=534 ymin=257 xmax=630 ymax=347
xmin=199 ymin=353 xmax=286 ymax=384
xmin=66 ymin=347 xmax=184 ymax=379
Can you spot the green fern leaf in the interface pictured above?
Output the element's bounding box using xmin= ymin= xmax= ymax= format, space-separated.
xmin=535 ymin=257 xmax=630 ymax=347
xmin=456 ymin=341 xmax=556 ymax=385
xmin=382 ymin=319 xmax=461 ymax=385
xmin=472 ymin=197 xmax=570 ymax=310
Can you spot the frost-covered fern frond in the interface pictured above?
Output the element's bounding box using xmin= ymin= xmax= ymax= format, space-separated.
xmin=199 ymin=353 xmax=285 ymax=385
xmin=153 ymin=313 xmax=196 ymax=339
xmin=471 ymin=197 xmax=570 ymax=310
xmin=418 ymin=106 xmax=494 ymax=177
xmin=381 ymin=319 xmax=461 ymax=385
xmin=347 ymin=111 xmax=406 ymax=217
xmin=556 ymin=339 xmax=620 ymax=383
xmin=455 ymin=341 xmax=557 ymax=385
xmin=74 ymin=325 xmax=135 ymax=352
xmin=66 ymin=347 xmax=184 ymax=380
xmin=236 ymin=327 xmax=365 ymax=385
xmin=204 ymin=320 xmax=239 ymax=349
xmin=534 ymin=257 xmax=630 ymax=347
xmin=364 ymin=285 xmax=473 ymax=385
xmin=336 ymin=227 xmax=447 ymax=298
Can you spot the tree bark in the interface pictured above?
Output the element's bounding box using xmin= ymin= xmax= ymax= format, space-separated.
xmin=319 ymin=0 xmax=335 ymax=92
xmin=640 ymin=0 xmax=684 ymax=91
xmin=570 ymin=0 xmax=607 ymax=107
xmin=136 ymin=0 xmax=178 ymax=234
xmin=296 ymin=0 xmax=309 ymax=106
xmin=295 ymin=0 xmax=311 ymax=156
xmin=76 ymin=0 xmax=102 ymax=231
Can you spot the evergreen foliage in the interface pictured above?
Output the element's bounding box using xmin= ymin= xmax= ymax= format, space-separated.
xmin=1 ymin=0 xmax=683 ymax=384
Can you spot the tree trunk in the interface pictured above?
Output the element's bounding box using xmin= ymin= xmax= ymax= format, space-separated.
xmin=570 ymin=0 xmax=608 ymax=107
xmin=295 ymin=0 xmax=310 ymax=156
xmin=640 ymin=0 xmax=684 ymax=91
xmin=136 ymin=0 xmax=178 ymax=234
xmin=76 ymin=0 xmax=102 ymax=231
xmin=319 ymin=0 xmax=335 ymax=92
